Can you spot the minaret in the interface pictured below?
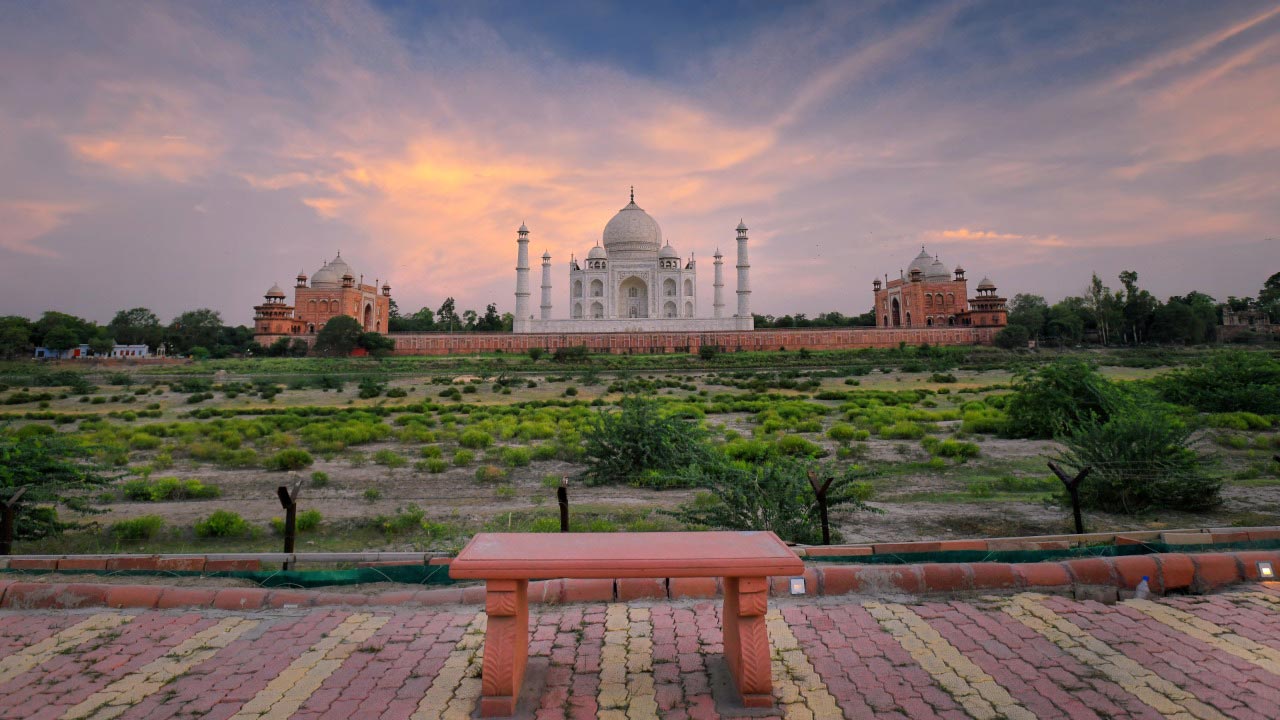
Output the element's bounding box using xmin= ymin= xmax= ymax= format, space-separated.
xmin=735 ymin=220 xmax=752 ymax=327
xmin=540 ymin=250 xmax=552 ymax=320
xmin=713 ymin=248 xmax=725 ymax=318
xmin=514 ymin=222 xmax=531 ymax=333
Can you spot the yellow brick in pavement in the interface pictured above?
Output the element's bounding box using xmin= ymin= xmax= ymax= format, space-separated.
xmin=766 ymin=609 xmax=841 ymax=720
xmin=230 ymin=612 xmax=388 ymax=720
xmin=61 ymin=617 xmax=258 ymax=720
xmin=0 ymin=613 xmax=133 ymax=685
xmin=413 ymin=612 xmax=485 ymax=720
xmin=866 ymin=602 xmax=1034 ymax=720
xmin=1004 ymin=594 xmax=1227 ymax=720
xmin=625 ymin=606 xmax=658 ymax=720
xmin=1125 ymin=599 xmax=1280 ymax=675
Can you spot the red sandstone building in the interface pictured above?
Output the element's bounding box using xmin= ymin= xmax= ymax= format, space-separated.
xmin=872 ymin=247 xmax=1007 ymax=329
xmin=253 ymin=253 xmax=391 ymax=345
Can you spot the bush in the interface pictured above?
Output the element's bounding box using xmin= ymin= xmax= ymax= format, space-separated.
xmin=827 ymin=424 xmax=859 ymax=442
xmin=1155 ymin=351 xmax=1280 ymax=415
xmin=1205 ymin=412 xmax=1271 ymax=431
xmin=266 ymin=449 xmax=314 ymax=471
xmin=121 ymin=477 xmax=220 ymax=502
xmin=373 ymin=449 xmax=406 ymax=468
xmin=1056 ymin=402 xmax=1219 ymax=513
xmin=993 ymin=325 xmax=1030 ymax=349
xmin=552 ymin=345 xmax=589 ymax=363
xmin=921 ymin=437 xmax=980 ymax=459
xmin=528 ymin=347 xmax=545 ymax=361
xmin=961 ymin=410 xmax=1006 ymax=435
xmin=270 ymin=509 xmax=322 ymax=535
xmin=458 ymin=429 xmax=493 ymax=449
xmin=357 ymin=377 xmax=387 ymax=399
xmin=195 ymin=510 xmax=250 ymax=537
xmin=453 ymin=449 xmax=475 ymax=466
xmin=310 ymin=471 xmax=330 ymax=487
xmin=774 ymin=435 xmax=826 ymax=458
xmin=670 ymin=459 xmax=879 ymax=544
xmin=363 ymin=488 xmax=381 ymax=502
xmin=698 ymin=345 xmax=722 ymax=361
xmin=475 ymin=465 xmax=506 ymax=482
xmin=928 ymin=372 xmax=957 ymax=383
xmin=423 ymin=458 xmax=448 ymax=473
xmin=501 ymin=447 xmax=532 ymax=467
xmin=111 ymin=515 xmax=165 ymax=540
xmin=722 ymin=439 xmax=775 ymax=463
xmin=879 ymin=421 xmax=925 ymax=439
xmin=1005 ymin=359 xmax=1117 ymax=439
xmin=581 ymin=397 xmax=711 ymax=486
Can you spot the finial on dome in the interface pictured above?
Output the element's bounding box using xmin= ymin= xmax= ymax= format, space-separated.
xmin=630 ymin=185 xmax=634 ymax=203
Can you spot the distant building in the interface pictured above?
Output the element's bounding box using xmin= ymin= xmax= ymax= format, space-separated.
xmin=34 ymin=344 xmax=155 ymax=359
xmin=1220 ymin=308 xmax=1279 ymax=341
xmin=513 ymin=189 xmax=752 ymax=333
xmin=253 ymin=252 xmax=392 ymax=346
xmin=872 ymin=247 xmax=1008 ymax=329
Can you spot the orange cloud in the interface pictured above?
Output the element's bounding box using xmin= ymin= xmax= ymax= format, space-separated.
xmin=69 ymin=133 xmax=215 ymax=182
xmin=0 ymin=201 xmax=81 ymax=258
xmin=923 ymin=228 xmax=1065 ymax=248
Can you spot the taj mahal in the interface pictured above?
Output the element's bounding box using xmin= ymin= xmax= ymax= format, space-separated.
xmin=512 ymin=190 xmax=753 ymax=333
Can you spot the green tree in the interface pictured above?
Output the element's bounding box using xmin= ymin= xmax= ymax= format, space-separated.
xmin=167 ymin=309 xmax=223 ymax=354
xmin=462 ymin=309 xmax=478 ymax=330
xmin=0 ymin=316 xmax=33 ymax=359
xmin=1007 ymin=294 xmax=1048 ymax=338
xmin=1258 ymin=271 xmax=1280 ymax=320
xmin=107 ymin=308 xmax=163 ymax=349
xmin=481 ymin=303 xmax=502 ymax=331
xmin=1083 ymin=274 xmax=1122 ymax=345
xmin=1117 ymin=271 xmax=1157 ymax=344
xmin=436 ymin=297 xmax=459 ymax=331
xmin=670 ymin=459 xmax=878 ymax=544
xmin=43 ymin=326 xmax=81 ymax=352
xmin=33 ymin=312 xmax=97 ymax=348
xmin=1 ymin=428 xmax=118 ymax=540
xmin=993 ymin=324 xmax=1030 ymax=349
xmin=87 ymin=333 xmax=115 ymax=356
xmin=1005 ymin=359 xmax=1118 ymax=439
xmin=314 ymin=315 xmax=364 ymax=356
xmin=1045 ymin=300 xmax=1086 ymax=344
xmin=358 ymin=332 xmax=396 ymax=358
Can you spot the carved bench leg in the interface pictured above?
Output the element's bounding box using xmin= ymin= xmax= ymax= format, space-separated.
xmin=722 ymin=576 xmax=773 ymax=708
xmin=479 ymin=579 xmax=529 ymax=718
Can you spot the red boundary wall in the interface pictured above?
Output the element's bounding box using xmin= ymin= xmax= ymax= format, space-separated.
xmin=3 ymin=551 xmax=1275 ymax=611
xmin=384 ymin=327 xmax=1001 ymax=356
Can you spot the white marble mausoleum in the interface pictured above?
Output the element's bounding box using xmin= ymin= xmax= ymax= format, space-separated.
xmin=513 ymin=190 xmax=754 ymax=333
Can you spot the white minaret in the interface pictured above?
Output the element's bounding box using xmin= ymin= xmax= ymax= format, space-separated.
xmin=713 ymin=248 xmax=725 ymax=318
xmin=514 ymin=223 xmax=531 ymax=333
xmin=735 ymin=220 xmax=752 ymax=327
xmin=540 ymin=250 xmax=552 ymax=320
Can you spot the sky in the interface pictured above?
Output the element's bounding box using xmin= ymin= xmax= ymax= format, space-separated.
xmin=2 ymin=0 xmax=1279 ymax=326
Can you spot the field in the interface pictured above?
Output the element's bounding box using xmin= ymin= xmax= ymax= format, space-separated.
xmin=2 ymin=345 xmax=1279 ymax=555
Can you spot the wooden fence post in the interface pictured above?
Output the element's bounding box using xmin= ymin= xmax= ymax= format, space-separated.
xmin=807 ymin=470 xmax=834 ymax=546
xmin=0 ymin=487 xmax=28 ymax=556
xmin=1048 ymin=462 xmax=1090 ymax=535
xmin=557 ymin=477 xmax=570 ymax=533
xmin=277 ymin=479 xmax=303 ymax=570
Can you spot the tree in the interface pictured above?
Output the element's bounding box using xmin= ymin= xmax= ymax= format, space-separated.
xmin=436 ymin=297 xmax=459 ymax=331
xmin=1007 ymin=294 xmax=1048 ymax=338
xmin=993 ymin=324 xmax=1030 ymax=349
xmin=313 ymin=315 xmax=363 ymax=356
xmin=1045 ymin=300 xmax=1086 ymax=344
xmin=167 ymin=309 xmax=223 ymax=354
xmin=33 ymin=312 xmax=96 ymax=348
xmin=87 ymin=334 xmax=115 ymax=356
xmin=107 ymin=308 xmax=163 ymax=349
xmin=0 ymin=316 xmax=33 ymax=359
xmin=1082 ymin=274 xmax=1122 ymax=345
xmin=358 ymin=332 xmax=396 ymax=358
xmin=462 ymin=309 xmax=478 ymax=330
xmin=1005 ymin=359 xmax=1118 ymax=439
xmin=43 ymin=326 xmax=80 ymax=352
xmin=1258 ymin=271 xmax=1280 ymax=320
xmin=1117 ymin=271 xmax=1156 ymax=344
xmin=481 ymin=303 xmax=502 ymax=331
xmin=1 ymin=428 xmax=118 ymax=540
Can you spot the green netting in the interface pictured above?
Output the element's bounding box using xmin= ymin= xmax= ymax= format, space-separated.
xmin=0 ymin=562 xmax=456 ymax=589
xmin=807 ymin=537 xmax=1280 ymax=565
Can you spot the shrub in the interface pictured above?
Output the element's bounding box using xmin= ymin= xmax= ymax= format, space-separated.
xmin=827 ymin=424 xmax=859 ymax=442
xmin=670 ymin=459 xmax=879 ymax=544
xmin=879 ymin=421 xmax=925 ymax=439
xmin=1056 ymin=403 xmax=1219 ymax=513
xmin=458 ymin=429 xmax=493 ymax=449
xmin=453 ymin=449 xmax=475 ymax=466
xmin=552 ymin=345 xmax=589 ymax=363
xmin=1156 ymin=351 xmax=1280 ymax=415
xmin=528 ymin=347 xmax=545 ymax=361
xmin=423 ymin=458 xmax=448 ymax=473
xmin=475 ymin=465 xmax=506 ymax=482
xmin=266 ymin=449 xmax=314 ymax=471
xmin=501 ymin=446 xmax=532 ymax=467
xmin=310 ymin=471 xmax=330 ymax=487
xmin=420 ymin=446 xmax=443 ymax=459
xmin=386 ymin=387 xmax=408 ymax=398
xmin=773 ymin=435 xmax=826 ymax=458
xmin=195 ymin=510 xmax=250 ymax=537
xmin=921 ymin=437 xmax=980 ymax=459
xmin=993 ymin=324 xmax=1030 ymax=349
xmin=698 ymin=345 xmax=722 ymax=361
xmin=581 ymin=397 xmax=711 ymax=486
xmin=928 ymin=373 xmax=957 ymax=383
xmin=563 ymin=387 xmax=578 ymax=397
xmin=1004 ymin=359 xmax=1117 ymax=439
xmin=363 ymin=488 xmax=382 ymax=502
xmin=373 ymin=449 xmax=406 ymax=468
xmin=961 ymin=410 xmax=1006 ymax=434
xmin=1205 ymin=412 xmax=1271 ymax=431
xmin=270 ymin=509 xmax=321 ymax=535
xmin=495 ymin=484 xmax=516 ymax=500
xmin=128 ymin=433 xmax=163 ymax=450
xmin=110 ymin=515 xmax=165 ymax=540
xmin=722 ymin=439 xmax=775 ymax=463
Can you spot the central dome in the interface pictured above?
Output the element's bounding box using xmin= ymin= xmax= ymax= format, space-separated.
xmin=602 ymin=196 xmax=662 ymax=259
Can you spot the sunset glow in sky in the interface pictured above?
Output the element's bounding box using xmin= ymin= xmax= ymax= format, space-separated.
xmin=2 ymin=0 xmax=1279 ymax=323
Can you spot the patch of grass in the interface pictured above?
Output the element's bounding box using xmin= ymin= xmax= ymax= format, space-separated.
xmin=111 ymin=515 xmax=165 ymax=540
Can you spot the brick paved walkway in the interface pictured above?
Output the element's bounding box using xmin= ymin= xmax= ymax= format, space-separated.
xmin=2 ymin=587 xmax=1279 ymax=720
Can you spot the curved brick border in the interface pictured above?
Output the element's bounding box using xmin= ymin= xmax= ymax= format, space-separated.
xmin=1 ymin=551 xmax=1276 ymax=611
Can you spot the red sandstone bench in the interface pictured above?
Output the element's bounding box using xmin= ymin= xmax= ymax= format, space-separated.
xmin=449 ymin=530 xmax=804 ymax=717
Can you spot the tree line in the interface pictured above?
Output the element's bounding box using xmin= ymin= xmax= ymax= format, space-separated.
xmin=0 ymin=308 xmax=253 ymax=360
xmin=387 ymin=298 xmax=513 ymax=333
xmin=995 ymin=270 xmax=1279 ymax=348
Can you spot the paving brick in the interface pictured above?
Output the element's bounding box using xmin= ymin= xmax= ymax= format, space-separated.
xmin=57 ymin=558 xmax=109 ymax=571
xmin=9 ymin=557 xmax=59 ymax=570
xmin=105 ymin=556 xmax=160 ymax=571
xmin=155 ymin=556 xmax=207 ymax=572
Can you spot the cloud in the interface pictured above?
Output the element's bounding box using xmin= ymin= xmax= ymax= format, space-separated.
xmin=0 ymin=201 xmax=81 ymax=258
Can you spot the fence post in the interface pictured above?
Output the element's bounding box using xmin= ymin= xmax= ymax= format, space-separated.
xmin=1048 ymin=462 xmax=1090 ymax=535
xmin=277 ymin=479 xmax=303 ymax=570
xmin=807 ymin=470 xmax=834 ymax=546
xmin=0 ymin=487 xmax=28 ymax=556
xmin=557 ymin=477 xmax=570 ymax=533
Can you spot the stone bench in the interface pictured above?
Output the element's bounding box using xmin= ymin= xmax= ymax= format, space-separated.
xmin=449 ymin=530 xmax=804 ymax=717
